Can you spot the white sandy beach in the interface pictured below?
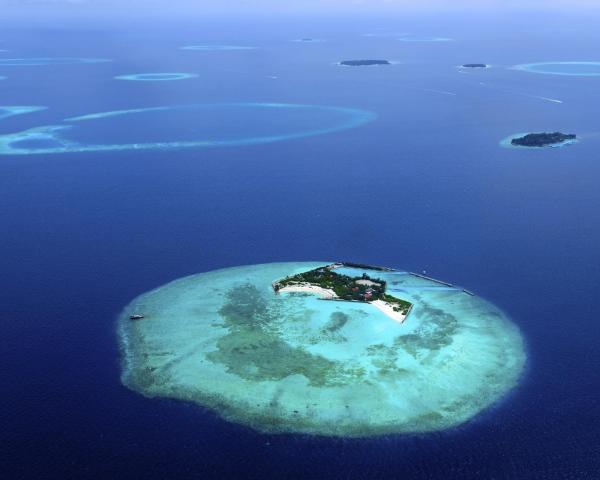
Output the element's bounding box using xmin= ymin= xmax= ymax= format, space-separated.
xmin=279 ymin=284 xmax=407 ymax=323
xmin=370 ymin=299 xmax=408 ymax=323
xmin=278 ymin=284 xmax=337 ymax=299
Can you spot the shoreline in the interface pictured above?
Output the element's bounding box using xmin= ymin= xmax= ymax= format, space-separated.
xmin=278 ymin=284 xmax=337 ymax=299
xmin=278 ymin=284 xmax=408 ymax=323
xmin=370 ymin=299 xmax=408 ymax=323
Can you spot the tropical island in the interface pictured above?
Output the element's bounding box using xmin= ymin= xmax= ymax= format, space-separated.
xmin=340 ymin=59 xmax=390 ymax=66
xmin=462 ymin=63 xmax=488 ymax=68
xmin=118 ymin=262 xmax=526 ymax=437
xmin=273 ymin=263 xmax=412 ymax=322
xmin=511 ymin=132 xmax=576 ymax=147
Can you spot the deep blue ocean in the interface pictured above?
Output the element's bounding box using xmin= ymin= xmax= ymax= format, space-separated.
xmin=2 ymin=10 xmax=600 ymax=479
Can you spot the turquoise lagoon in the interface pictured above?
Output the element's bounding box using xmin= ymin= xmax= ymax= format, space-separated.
xmin=114 ymin=73 xmax=198 ymax=81
xmin=118 ymin=262 xmax=526 ymax=437
xmin=0 ymin=103 xmax=375 ymax=155
xmin=512 ymin=61 xmax=600 ymax=76
xmin=0 ymin=106 xmax=46 ymax=121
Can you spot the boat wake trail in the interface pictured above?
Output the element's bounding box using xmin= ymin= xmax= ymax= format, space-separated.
xmin=478 ymin=82 xmax=563 ymax=104
xmin=423 ymin=88 xmax=458 ymax=96
xmin=538 ymin=96 xmax=563 ymax=104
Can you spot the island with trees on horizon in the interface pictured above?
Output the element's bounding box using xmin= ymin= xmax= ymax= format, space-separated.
xmin=340 ymin=59 xmax=391 ymax=66
xmin=511 ymin=132 xmax=577 ymax=147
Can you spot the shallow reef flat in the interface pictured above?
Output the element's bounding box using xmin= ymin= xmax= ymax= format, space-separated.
xmin=0 ymin=103 xmax=375 ymax=156
xmin=118 ymin=262 xmax=526 ymax=437
xmin=0 ymin=106 xmax=46 ymax=120
xmin=0 ymin=57 xmax=111 ymax=66
xmin=114 ymin=73 xmax=198 ymax=81
xmin=512 ymin=61 xmax=600 ymax=76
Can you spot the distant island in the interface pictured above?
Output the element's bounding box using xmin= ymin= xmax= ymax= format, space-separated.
xmin=273 ymin=262 xmax=412 ymax=322
xmin=511 ymin=132 xmax=577 ymax=147
xmin=340 ymin=59 xmax=390 ymax=66
xmin=293 ymin=38 xmax=324 ymax=43
xmin=462 ymin=63 xmax=488 ymax=68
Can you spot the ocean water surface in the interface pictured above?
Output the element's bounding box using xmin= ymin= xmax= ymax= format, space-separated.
xmin=2 ymin=11 xmax=600 ymax=479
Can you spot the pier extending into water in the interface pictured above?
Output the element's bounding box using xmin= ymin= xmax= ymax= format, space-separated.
xmin=339 ymin=261 xmax=396 ymax=272
xmin=410 ymin=272 xmax=476 ymax=296
xmin=410 ymin=272 xmax=455 ymax=287
xmin=273 ymin=265 xmax=475 ymax=302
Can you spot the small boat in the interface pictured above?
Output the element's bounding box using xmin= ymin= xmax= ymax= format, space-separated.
xmin=129 ymin=314 xmax=145 ymax=320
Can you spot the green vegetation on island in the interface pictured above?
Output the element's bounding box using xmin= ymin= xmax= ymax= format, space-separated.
xmin=512 ymin=132 xmax=576 ymax=147
xmin=340 ymin=59 xmax=390 ymax=66
xmin=273 ymin=264 xmax=412 ymax=315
